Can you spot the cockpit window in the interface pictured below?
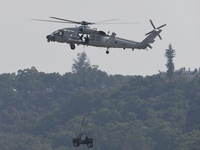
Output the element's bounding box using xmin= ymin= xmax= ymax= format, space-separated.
xmin=53 ymin=30 xmax=63 ymax=36
xmin=59 ymin=31 xmax=63 ymax=36
xmin=96 ymin=36 xmax=100 ymax=41
xmin=53 ymin=31 xmax=59 ymax=35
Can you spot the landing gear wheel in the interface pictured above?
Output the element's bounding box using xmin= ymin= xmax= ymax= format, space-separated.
xmin=106 ymin=50 xmax=109 ymax=54
xmin=70 ymin=44 xmax=75 ymax=50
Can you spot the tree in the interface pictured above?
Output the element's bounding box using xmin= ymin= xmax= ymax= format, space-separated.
xmin=1 ymin=55 xmax=200 ymax=149
xmin=165 ymin=44 xmax=175 ymax=81
xmin=72 ymin=52 xmax=90 ymax=73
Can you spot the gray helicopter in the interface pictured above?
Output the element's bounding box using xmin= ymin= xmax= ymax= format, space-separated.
xmin=33 ymin=17 xmax=166 ymax=54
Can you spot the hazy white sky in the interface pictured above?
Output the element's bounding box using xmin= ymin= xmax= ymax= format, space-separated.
xmin=0 ymin=0 xmax=199 ymax=76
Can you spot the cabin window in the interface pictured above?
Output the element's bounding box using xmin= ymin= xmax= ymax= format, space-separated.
xmin=91 ymin=35 xmax=95 ymax=40
xmin=96 ymin=36 xmax=100 ymax=41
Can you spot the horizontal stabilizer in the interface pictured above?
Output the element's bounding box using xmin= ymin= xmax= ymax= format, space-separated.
xmin=146 ymin=43 xmax=152 ymax=49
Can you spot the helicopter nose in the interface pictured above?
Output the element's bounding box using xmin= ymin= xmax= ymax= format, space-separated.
xmin=46 ymin=35 xmax=55 ymax=42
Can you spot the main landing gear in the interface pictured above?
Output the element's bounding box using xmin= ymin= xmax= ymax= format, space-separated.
xmin=70 ymin=44 xmax=75 ymax=50
xmin=106 ymin=48 xmax=109 ymax=54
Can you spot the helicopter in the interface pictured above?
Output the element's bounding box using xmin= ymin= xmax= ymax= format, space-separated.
xmin=33 ymin=17 xmax=166 ymax=54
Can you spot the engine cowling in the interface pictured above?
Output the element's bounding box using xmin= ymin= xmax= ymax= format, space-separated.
xmin=79 ymin=26 xmax=98 ymax=34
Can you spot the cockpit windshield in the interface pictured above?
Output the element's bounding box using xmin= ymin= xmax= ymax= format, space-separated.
xmin=53 ymin=30 xmax=63 ymax=36
xmin=53 ymin=31 xmax=59 ymax=35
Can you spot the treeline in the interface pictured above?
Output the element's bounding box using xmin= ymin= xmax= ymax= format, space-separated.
xmin=0 ymin=53 xmax=199 ymax=150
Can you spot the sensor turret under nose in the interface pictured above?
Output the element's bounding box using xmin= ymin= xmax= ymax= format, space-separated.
xmin=46 ymin=35 xmax=55 ymax=42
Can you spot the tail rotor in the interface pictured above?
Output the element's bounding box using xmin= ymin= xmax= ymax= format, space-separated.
xmin=145 ymin=19 xmax=166 ymax=40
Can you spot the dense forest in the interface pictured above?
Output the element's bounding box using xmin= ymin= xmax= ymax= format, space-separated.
xmin=0 ymin=53 xmax=200 ymax=150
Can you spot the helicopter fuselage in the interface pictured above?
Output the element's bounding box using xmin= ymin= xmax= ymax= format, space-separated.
xmin=46 ymin=23 xmax=164 ymax=54
xmin=33 ymin=17 xmax=166 ymax=54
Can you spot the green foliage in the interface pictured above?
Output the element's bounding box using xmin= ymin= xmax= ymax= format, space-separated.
xmin=72 ymin=52 xmax=90 ymax=73
xmin=174 ymin=129 xmax=200 ymax=150
xmin=0 ymin=56 xmax=199 ymax=149
xmin=165 ymin=44 xmax=176 ymax=81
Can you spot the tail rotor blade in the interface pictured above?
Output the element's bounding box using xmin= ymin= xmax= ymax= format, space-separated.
xmin=150 ymin=19 xmax=156 ymax=29
xmin=157 ymin=24 xmax=166 ymax=29
xmin=145 ymin=20 xmax=166 ymax=40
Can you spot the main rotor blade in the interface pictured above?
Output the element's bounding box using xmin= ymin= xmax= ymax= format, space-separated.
xmin=33 ymin=17 xmax=140 ymax=26
xmin=150 ymin=19 xmax=156 ymax=29
xmin=50 ymin=16 xmax=95 ymax=25
xmin=31 ymin=19 xmax=72 ymax=23
xmin=157 ymin=24 xmax=167 ymax=29
xmin=95 ymin=19 xmax=119 ymax=24
xmin=96 ymin=21 xmax=139 ymax=25
xmin=95 ymin=19 xmax=139 ymax=25
xmin=50 ymin=16 xmax=80 ymax=24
